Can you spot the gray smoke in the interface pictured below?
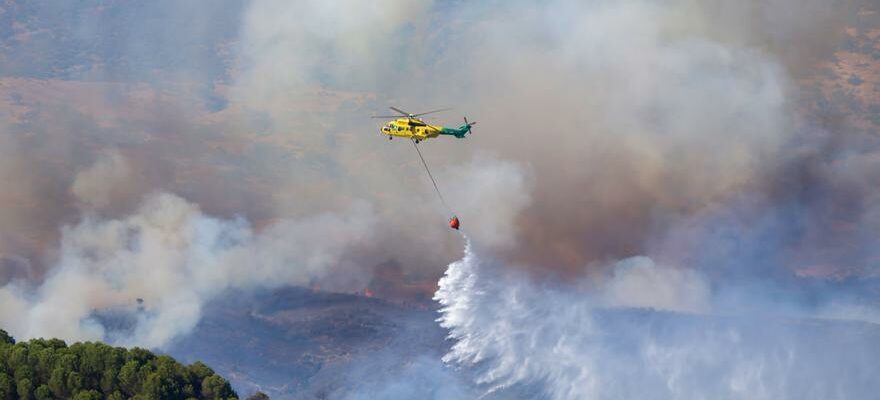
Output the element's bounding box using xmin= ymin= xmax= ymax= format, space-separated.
xmin=0 ymin=187 xmax=376 ymax=348
xmin=1 ymin=1 xmax=878 ymax=383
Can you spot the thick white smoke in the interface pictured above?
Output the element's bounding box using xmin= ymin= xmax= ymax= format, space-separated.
xmin=599 ymin=256 xmax=710 ymax=314
xmin=1 ymin=2 xmax=876 ymax=397
xmin=235 ymin=0 xmax=432 ymax=113
xmin=70 ymin=150 xmax=134 ymax=211
xmin=0 ymin=191 xmax=375 ymax=348
xmin=436 ymin=237 xmax=880 ymax=399
xmin=0 ymin=148 xmax=529 ymax=350
xmin=440 ymin=154 xmax=532 ymax=250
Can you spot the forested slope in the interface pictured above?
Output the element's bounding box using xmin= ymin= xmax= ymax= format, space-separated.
xmin=0 ymin=329 xmax=237 ymax=400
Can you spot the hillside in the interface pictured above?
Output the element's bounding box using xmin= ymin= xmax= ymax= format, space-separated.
xmin=167 ymin=288 xmax=458 ymax=399
xmin=166 ymin=286 xmax=880 ymax=399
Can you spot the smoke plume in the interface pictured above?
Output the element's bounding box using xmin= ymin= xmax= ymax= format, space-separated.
xmin=0 ymin=188 xmax=375 ymax=348
xmin=0 ymin=0 xmax=878 ymax=383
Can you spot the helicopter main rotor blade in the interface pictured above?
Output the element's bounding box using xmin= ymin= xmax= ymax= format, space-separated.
xmin=371 ymin=115 xmax=403 ymax=118
xmin=413 ymin=108 xmax=451 ymax=117
xmin=389 ymin=106 xmax=411 ymax=117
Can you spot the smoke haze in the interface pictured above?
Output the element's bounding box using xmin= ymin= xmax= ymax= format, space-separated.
xmin=0 ymin=188 xmax=376 ymax=347
xmin=0 ymin=1 xmax=878 ymax=397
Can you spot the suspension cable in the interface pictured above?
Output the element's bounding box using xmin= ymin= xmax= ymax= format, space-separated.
xmin=411 ymin=139 xmax=450 ymax=213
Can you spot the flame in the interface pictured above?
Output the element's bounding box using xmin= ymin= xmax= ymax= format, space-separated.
xmin=364 ymin=288 xmax=374 ymax=298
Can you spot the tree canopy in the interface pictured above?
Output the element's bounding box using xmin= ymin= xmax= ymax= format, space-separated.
xmin=0 ymin=329 xmax=238 ymax=400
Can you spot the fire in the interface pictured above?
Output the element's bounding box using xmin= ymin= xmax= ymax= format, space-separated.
xmin=364 ymin=288 xmax=374 ymax=298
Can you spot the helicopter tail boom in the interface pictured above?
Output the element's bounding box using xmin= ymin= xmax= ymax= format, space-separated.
xmin=439 ymin=117 xmax=475 ymax=138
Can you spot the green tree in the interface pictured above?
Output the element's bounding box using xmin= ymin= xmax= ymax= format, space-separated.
xmin=13 ymin=365 xmax=34 ymax=386
xmin=201 ymin=374 xmax=235 ymax=400
xmin=125 ymin=348 xmax=155 ymax=366
xmin=0 ymin=328 xmax=237 ymax=399
xmin=0 ymin=331 xmax=12 ymax=346
xmin=66 ymin=371 xmax=83 ymax=393
xmin=34 ymin=348 xmax=56 ymax=383
xmin=246 ymin=391 xmax=270 ymax=400
xmin=188 ymin=362 xmax=214 ymax=381
xmin=57 ymin=353 xmax=77 ymax=372
xmin=48 ymin=368 xmax=67 ymax=398
xmin=101 ymin=366 xmax=118 ymax=394
xmin=143 ymin=371 xmax=172 ymax=399
xmin=77 ymin=342 xmax=107 ymax=384
xmin=16 ymin=377 xmax=33 ymax=400
xmin=118 ymin=360 xmax=142 ymax=396
xmin=0 ymin=372 xmax=12 ymax=400
xmin=183 ymin=383 xmax=197 ymax=398
xmin=33 ymin=384 xmax=51 ymax=400
xmin=72 ymin=389 xmax=102 ymax=400
xmin=8 ymin=346 xmax=28 ymax=370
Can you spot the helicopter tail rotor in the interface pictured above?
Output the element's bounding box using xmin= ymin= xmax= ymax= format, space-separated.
xmin=464 ymin=117 xmax=476 ymax=134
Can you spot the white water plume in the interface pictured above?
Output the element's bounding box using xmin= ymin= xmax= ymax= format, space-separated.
xmin=435 ymin=235 xmax=880 ymax=400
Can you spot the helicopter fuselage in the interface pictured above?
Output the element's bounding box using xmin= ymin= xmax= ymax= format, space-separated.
xmin=380 ymin=118 xmax=471 ymax=141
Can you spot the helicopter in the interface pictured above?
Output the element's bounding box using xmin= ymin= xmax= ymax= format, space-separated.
xmin=372 ymin=106 xmax=475 ymax=143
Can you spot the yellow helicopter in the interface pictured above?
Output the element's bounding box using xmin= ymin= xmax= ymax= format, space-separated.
xmin=372 ymin=106 xmax=475 ymax=143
